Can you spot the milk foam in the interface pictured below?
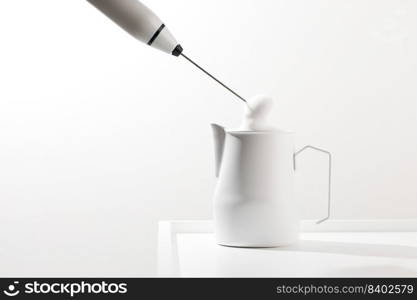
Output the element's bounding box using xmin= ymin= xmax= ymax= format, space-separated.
xmin=239 ymin=95 xmax=275 ymax=131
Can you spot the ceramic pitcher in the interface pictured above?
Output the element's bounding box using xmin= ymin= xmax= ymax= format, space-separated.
xmin=211 ymin=124 xmax=331 ymax=247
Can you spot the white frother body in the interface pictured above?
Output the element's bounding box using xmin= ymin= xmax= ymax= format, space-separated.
xmin=87 ymin=0 xmax=181 ymax=55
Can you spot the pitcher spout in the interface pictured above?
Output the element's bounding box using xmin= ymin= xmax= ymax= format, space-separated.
xmin=211 ymin=124 xmax=226 ymax=177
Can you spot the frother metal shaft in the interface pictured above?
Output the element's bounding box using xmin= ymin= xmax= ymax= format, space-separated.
xmin=181 ymin=53 xmax=247 ymax=104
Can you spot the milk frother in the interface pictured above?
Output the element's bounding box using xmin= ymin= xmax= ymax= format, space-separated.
xmin=86 ymin=0 xmax=247 ymax=103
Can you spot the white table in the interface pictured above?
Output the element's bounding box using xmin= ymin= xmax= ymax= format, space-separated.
xmin=158 ymin=220 xmax=417 ymax=277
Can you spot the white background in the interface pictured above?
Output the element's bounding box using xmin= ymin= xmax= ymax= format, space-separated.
xmin=0 ymin=0 xmax=416 ymax=276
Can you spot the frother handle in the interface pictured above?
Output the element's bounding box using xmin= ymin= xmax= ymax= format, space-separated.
xmin=86 ymin=0 xmax=182 ymax=56
xmin=294 ymin=145 xmax=332 ymax=224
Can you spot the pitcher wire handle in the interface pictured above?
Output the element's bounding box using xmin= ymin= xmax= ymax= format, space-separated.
xmin=294 ymin=145 xmax=332 ymax=224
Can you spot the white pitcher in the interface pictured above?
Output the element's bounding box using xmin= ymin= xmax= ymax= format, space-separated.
xmin=211 ymin=124 xmax=332 ymax=247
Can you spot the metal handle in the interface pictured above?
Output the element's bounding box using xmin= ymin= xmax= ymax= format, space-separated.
xmin=294 ymin=145 xmax=332 ymax=224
